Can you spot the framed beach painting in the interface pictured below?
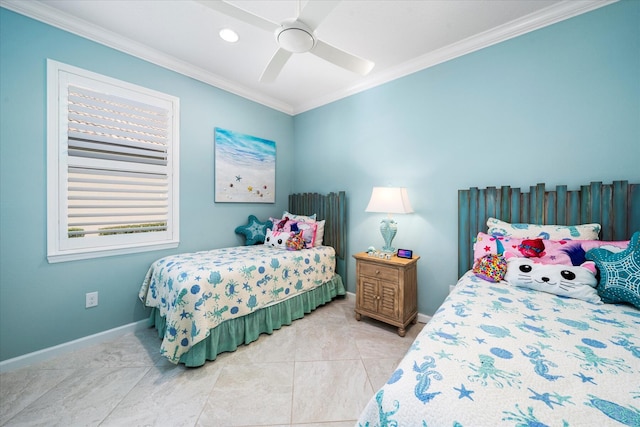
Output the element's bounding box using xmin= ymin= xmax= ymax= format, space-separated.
xmin=214 ymin=127 xmax=276 ymax=203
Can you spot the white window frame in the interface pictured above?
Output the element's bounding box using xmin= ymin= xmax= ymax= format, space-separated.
xmin=47 ymin=60 xmax=180 ymax=263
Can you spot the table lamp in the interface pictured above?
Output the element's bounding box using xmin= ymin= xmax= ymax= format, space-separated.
xmin=365 ymin=187 xmax=413 ymax=253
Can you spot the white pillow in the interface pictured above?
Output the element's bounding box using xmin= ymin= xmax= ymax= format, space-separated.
xmin=487 ymin=217 xmax=600 ymax=240
xmin=282 ymin=211 xmax=316 ymax=222
xmin=314 ymin=220 xmax=325 ymax=246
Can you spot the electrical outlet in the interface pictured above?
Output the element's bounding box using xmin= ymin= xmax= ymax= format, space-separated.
xmin=86 ymin=291 xmax=98 ymax=308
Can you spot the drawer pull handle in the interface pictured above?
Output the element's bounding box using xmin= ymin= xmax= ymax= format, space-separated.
xmin=375 ymin=270 xmax=380 ymax=274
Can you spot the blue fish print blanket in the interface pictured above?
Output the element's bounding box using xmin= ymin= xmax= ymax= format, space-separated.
xmin=139 ymin=245 xmax=336 ymax=363
xmin=357 ymin=271 xmax=640 ymax=427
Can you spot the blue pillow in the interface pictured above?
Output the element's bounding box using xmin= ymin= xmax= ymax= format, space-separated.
xmin=234 ymin=215 xmax=273 ymax=245
xmin=586 ymin=231 xmax=640 ymax=309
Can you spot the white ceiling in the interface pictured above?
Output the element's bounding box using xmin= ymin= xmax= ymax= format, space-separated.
xmin=2 ymin=0 xmax=615 ymax=114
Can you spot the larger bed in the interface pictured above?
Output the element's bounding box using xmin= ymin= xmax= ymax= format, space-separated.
xmin=357 ymin=181 xmax=640 ymax=427
xmin=139 ymin=191 xmax=347 ymax=367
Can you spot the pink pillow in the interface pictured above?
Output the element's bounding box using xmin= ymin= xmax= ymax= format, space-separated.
xmin=275 ymin=213 xmax=325 ymax=247
xmin=269 ymin=217 xmax=317 ymax=248
xmin=474 ymin=232 xmax=629 ymax=266
xmin=270 ymin=216 xmax=292 ymax=232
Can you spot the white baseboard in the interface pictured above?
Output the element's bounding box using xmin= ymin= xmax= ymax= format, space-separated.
xmin=345 ymin=291 xmax=431 ymax=324
xmin=417 ymin=313 xmax=432 ymax=324
xmin=0 ymin=319 xmax=149 ymax=373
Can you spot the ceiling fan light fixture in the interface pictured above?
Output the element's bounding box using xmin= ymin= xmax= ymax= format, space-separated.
xmin=208 ymin=1 xmax=375 ymax=82
xmin=277 ymin=21 xmax=315 ymax=53
xmin=219 ymin=28 xmax=239 ymax=43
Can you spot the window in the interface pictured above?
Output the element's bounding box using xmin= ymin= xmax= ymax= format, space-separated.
xmin=47 ymin=60 xmax=179 ymax=263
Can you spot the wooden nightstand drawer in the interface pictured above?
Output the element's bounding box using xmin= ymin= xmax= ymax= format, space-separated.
xmin=359 ymin=262 xmax=398 ymax=282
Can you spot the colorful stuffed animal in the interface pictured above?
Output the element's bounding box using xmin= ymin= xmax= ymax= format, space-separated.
xmin=473 ymin=254 xmax=507 ymax=282
xmin=273 ymin=216 xmax=290 ymax=232
xmin=518 ymin=238 xmax=546 ymax=258
xmin=504 ymin=254 xmax=600 ymax=303
xmin=286 ymin=232 xmax=305 ymax=250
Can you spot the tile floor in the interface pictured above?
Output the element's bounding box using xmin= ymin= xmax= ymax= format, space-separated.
xmin=0 ymin=294 xmax=424 ymax=426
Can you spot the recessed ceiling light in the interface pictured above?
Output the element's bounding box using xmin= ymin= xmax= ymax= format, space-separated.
xmin=219 ymin=28 xmax=239 ymax=43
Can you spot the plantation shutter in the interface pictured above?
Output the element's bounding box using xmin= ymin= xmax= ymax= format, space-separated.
xmin=66 ymin=85 xmax=170 ymax=238
xmin=48 ymin=60 xmax=179 ymax=263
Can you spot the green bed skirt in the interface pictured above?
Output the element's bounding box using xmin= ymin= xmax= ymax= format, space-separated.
xmin=149 ymin=274 xmax=346 ymax=367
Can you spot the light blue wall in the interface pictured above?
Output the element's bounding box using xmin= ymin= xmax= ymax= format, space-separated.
xmin=293 ymin=0 xmax=640 ymax=315
xmin=0 ymin=9 xmax=294 ymax=361
xmin=1 ymin=1 xmax=639 ymax=362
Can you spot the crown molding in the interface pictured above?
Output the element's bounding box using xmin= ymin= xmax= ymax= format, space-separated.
xmin=294 ymin=0 xmax=618 ymax=114
xmin=0 ymin=0 xmax=295 ymax=115
xmin=1 ymin=0 xmax=617 ymax=116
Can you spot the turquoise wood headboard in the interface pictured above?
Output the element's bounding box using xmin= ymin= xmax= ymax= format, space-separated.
xmin=458 ymin=181 xmax=640 ymax=277
xmin=289 ymin=191 xmax=347 ymax=280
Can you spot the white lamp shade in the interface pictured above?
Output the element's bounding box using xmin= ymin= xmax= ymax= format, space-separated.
xmin=365 ymin=187 xmax=414 ymax=214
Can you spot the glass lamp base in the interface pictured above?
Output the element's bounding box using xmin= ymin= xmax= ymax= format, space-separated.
xmin=379 ymin=218 xmax=397 ymax=253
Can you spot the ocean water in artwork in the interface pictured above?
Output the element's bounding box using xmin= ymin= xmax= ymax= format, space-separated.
xmin=215 ymin=128 xmax=276 ymax=203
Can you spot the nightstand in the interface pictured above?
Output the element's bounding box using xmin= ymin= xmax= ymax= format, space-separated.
xmin=353 ymin=252 xmax=419 ymax=336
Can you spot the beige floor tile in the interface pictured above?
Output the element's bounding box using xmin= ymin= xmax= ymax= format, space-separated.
xmin=352 ymin=317 xmax=423 ymax=360
xmin=0 ymin=367 xmax=75 ymax=424
xmin=225 ymin=324 xmax=298 ymax=365
xmin=291 ymin=360 xmax=373 ymax=424
xmin=37 ymin=329 xmax=162 ymax=370
xmin=5 ymin=366 xmax=149 ymax=425
xmin=0 ymin=295 xmax=421 ymax=427
xmin=101 ymin=361 xmax=223 ymax=426
xmin=362 ymin=357 xmax=404 ymax=392
xmin=294 ymin=316 xmax=360 ymax=361
xmin=292 ymin=423 xmax=357 ymax=427
xmin=197 ymin=362 xmax=294 ymax=426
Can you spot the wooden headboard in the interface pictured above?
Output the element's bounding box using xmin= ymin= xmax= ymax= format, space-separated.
xmin=289 ymin=191 xmax=347 ymax=280
xmin=458 ymin=181 xmax=640 ymax=276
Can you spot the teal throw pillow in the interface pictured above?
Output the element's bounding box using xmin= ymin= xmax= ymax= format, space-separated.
xmin=234 ymin=215 xmax=272 ymax=245
xmin=586 ymin=231 xmax=640 ymax=309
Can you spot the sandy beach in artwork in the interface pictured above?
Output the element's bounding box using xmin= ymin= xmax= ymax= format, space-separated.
xmin=214 ymin=128 xmax=276 ymax=203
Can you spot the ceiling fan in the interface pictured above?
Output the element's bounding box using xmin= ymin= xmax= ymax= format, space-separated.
xmin=200 ymin=0 xmax=375 ymax=82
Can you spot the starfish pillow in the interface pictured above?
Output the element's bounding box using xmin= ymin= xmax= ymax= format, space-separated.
xmin=586 ymin=231 xmax=640 ymax=309
xmin=234 ymin=215 xmax=272 ymax=245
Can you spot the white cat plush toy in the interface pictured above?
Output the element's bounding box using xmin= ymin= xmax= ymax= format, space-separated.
xmin=264 ymin=229 xmax=289 ymax=249
xmin=504 ymin=253 xmax=601 ymax=304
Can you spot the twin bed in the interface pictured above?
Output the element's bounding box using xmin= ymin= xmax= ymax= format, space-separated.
xmin=138 ymin=191 xmax=346 ymax=367
xmin=357 ymin=180 xmax=640 ymax=427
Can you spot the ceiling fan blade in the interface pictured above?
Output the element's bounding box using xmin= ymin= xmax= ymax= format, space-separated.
xmin=311 ymin=40 xmax=374 ymax=76
xmin=260 ymin=48 xmax=293 ymax=82
xmin=297 ymin=0 xmax=340 ymax=30
xmin=197 ymin=0 xmax=278 ymax=33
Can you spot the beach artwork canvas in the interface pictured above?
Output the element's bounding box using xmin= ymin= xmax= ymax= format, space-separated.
xmin=214 ymin=127 xmax=276 ymax=203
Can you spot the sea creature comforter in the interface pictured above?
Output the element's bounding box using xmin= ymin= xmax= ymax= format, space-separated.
xmin=139 ymin=245 xmax=336 ymax=363
xmin=357 ymin=271 xmax=640 ymax=427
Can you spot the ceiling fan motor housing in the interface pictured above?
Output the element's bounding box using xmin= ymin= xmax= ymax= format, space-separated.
xmin=277 ymin=20 xmax=315 ymax=53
